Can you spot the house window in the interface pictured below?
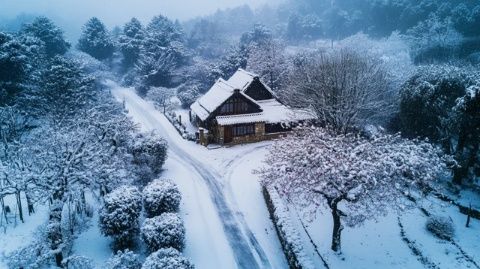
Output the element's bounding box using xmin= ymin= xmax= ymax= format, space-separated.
xmin=232 ymin=124 xmax=255 ymax=136
xmin=220 ymin=98 xmax=250 ymax=114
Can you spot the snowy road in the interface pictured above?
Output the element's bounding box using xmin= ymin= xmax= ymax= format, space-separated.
xmin=110 ymin=82 xmax=283 ymax=269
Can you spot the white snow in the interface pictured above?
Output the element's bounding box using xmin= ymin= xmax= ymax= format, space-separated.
xmin=110 ymin=80 xmax=288 ymax=269
xmin=72 ymin=204 xmax=112 ymax=268
xmin=0 ymin=194 xmax=49 ymax=269
xmin=190 ymin=78 xmax=235 ymax=120
xmin=226 ymin=68 xmax=257 ymax=91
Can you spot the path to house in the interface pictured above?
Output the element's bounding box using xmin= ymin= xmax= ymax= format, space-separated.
xmin=109 ymin=80 xmax=287 ymax=269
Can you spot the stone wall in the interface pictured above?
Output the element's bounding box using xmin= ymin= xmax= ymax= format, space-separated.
xmin=212 ymin=122 xmax=290 ymax=146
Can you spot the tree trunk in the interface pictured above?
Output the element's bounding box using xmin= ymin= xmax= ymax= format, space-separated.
xmin=453 ymin=131 xmax=467 ymax=185
xmin=16 ymin=191 xmax=24 ymax=223
xmin=1 ymin=196 xmax=8 ymax=224
xmin=25 ymin=192 xmax=35 ymax=215
xmin=466 ymin=203 xmax=472 ymax=228
xmin=55 ymin=252 xmax=63 ymax=268
xmin=49 ymin=200 xmax=64 ymax=267
xmin=330 ymin=202 xmax=343 ymax=252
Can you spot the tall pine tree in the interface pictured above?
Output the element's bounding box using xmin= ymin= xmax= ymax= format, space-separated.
xmin=77 ymin=17 xmax=115 ymax=60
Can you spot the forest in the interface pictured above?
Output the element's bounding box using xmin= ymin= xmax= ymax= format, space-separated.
xmin=0 ymin=0 xmax=479 ymax=268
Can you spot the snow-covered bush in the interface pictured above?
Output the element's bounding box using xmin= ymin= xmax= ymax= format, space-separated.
xmin=426 ymin=215 xmax=455 ymax=240
xmin=105 ymin=250 xmax=142 ymax=269
xmin=143 ymin=179 xmax=181 ymax=217
xmin=141 ymin=213 xmax=185 ymax=252
xmin=131 ymin=132 xmax=168 ymax=185
xmin=142 ymin=248 xmax=194 ymax=269
xmin=99 ymin=186 xmax=142 ymax=247
xmin=63 ymin=255 xmax=95 ymax=269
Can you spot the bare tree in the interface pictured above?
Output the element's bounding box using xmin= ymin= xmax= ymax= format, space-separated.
xmin=280 ymin=49 xmax=393 ymax=133
xmin=258 ymin=127 xmax=450 ymax=252
xmin=146 ymin=87 xmax=174 ymax=113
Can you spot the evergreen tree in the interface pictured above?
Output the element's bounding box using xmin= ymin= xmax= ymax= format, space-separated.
xmin=0 ymin=32 xmax=46 ymax=105
xmin=118 ymin=18 xmax=144 ymax=68
xmin=77 ymin=17 xmax=115 ymax=60
xmin=34 ymin=56 xmax=94 ymax=122
xmin=136 ymin=15 xmax=189 ymax=88
xmin=21 ymin=16 xmax=70 ymax=57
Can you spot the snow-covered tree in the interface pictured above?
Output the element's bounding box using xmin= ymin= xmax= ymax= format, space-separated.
xmin=130 ymin=132 xmax=168 ymax=185
xmin=99 ymin=186 xmax=142 ymax=247
xmin=336 ymin=32 xmax=415 ymax=98
xmin=135 ymin=15 xmax=189 ymax=89
xmin=21 ymin=16 xmax=70 ymax=57
xmin=187 ymin=19 xmax=226 ymax=59
xmin=246 ymin=38 xmax=288 ymax=91
xmin=258 ymin=127 xmax=449 ymax=252
xmin=0 ymin=31 xmax=45 ymax=104
xmin=399 ymin=65 xmax=476 ymax=146
xmin=280 ymin=49 xmax=391 ymax=133
xmin=32 ymin=56 xmax=95 ymax=122
xmin=450 ymin=86 xmax=480 ymax=184
xmin=63 ymin=255 xmax=95 ymax=269
xmin=214 ymin=45 xmax=247 ymax=81
xmin=141 ymin=213 xmax=185 ymax=252
xmin=77 ymin=17 xmax=115 ymax=60
xmin=406 ymin=15 xmax=463 ymax=63
xmin=105 ymin=250 xmax=142 ymax=269
xmin=143 ymin=179 xmax=181 ymax=217
xmin=146 ymin=86 xmax=175 ymax=113
xmin=118 ymin=18 xmax=144 ymax=68
xmin=240 ymin=24 xmax=272 ymax=50
xmin=142 ymin=248 xmax=194 ymax=269
xmin=177 ymin=84 xmax=201 ymax=109
xmin=286 ymin=13 xmax=323 ymax=41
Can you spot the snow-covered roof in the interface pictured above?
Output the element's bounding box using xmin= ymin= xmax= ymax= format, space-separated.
xmin=227 ymin=68 xmax=274 ymax=95
xmin=226 ymin=68 xmax=257 ymax=90
xmin=259 ymin=99 xmax=314 ymax=123
xmin=190 ymin=79 xmax=235 ymax=121
xmin=215 ymin=99 xmax=315 ymax=126
xmin=191 ymin=68 xmax=313 ymax=123
xmin=216 ymin=113 xmax=265 ymax=126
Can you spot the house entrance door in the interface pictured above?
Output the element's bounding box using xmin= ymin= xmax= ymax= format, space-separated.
xmin=224 ymin=126 xmax=233 ymax=143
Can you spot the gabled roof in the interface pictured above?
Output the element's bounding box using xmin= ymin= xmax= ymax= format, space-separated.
xmin=191 ymin=68 xmax=313 ymax=124
xmin=227 ymin=68 xmax=274 ymax=96
xmin=190 ymin=78 xmax=260 ymax=121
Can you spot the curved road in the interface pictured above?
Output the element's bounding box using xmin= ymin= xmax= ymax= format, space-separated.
xmin=111 ymin=83 xmax=272 ymax=269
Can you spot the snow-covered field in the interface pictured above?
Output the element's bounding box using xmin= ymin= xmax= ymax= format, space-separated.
xmin=286 ymin=189 xmax=480 ymax=269
xmin=0 ymin=194 xmax=49 ymax=268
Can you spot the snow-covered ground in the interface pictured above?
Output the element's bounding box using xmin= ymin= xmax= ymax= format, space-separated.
xmin=0 ymin=194 xmax=49 ymax=268
xmin=109 ymin=80 xmax=288 ymax=269
xmin=286 ymin=190 xmax=480 ymax=269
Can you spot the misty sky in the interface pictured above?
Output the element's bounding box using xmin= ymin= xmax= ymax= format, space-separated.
xmin=0 ymin=0 xmax=280 ymax=26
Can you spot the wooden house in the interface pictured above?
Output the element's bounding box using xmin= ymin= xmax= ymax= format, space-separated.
xmin=190 ymin=69 xmax=313 ymax=145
